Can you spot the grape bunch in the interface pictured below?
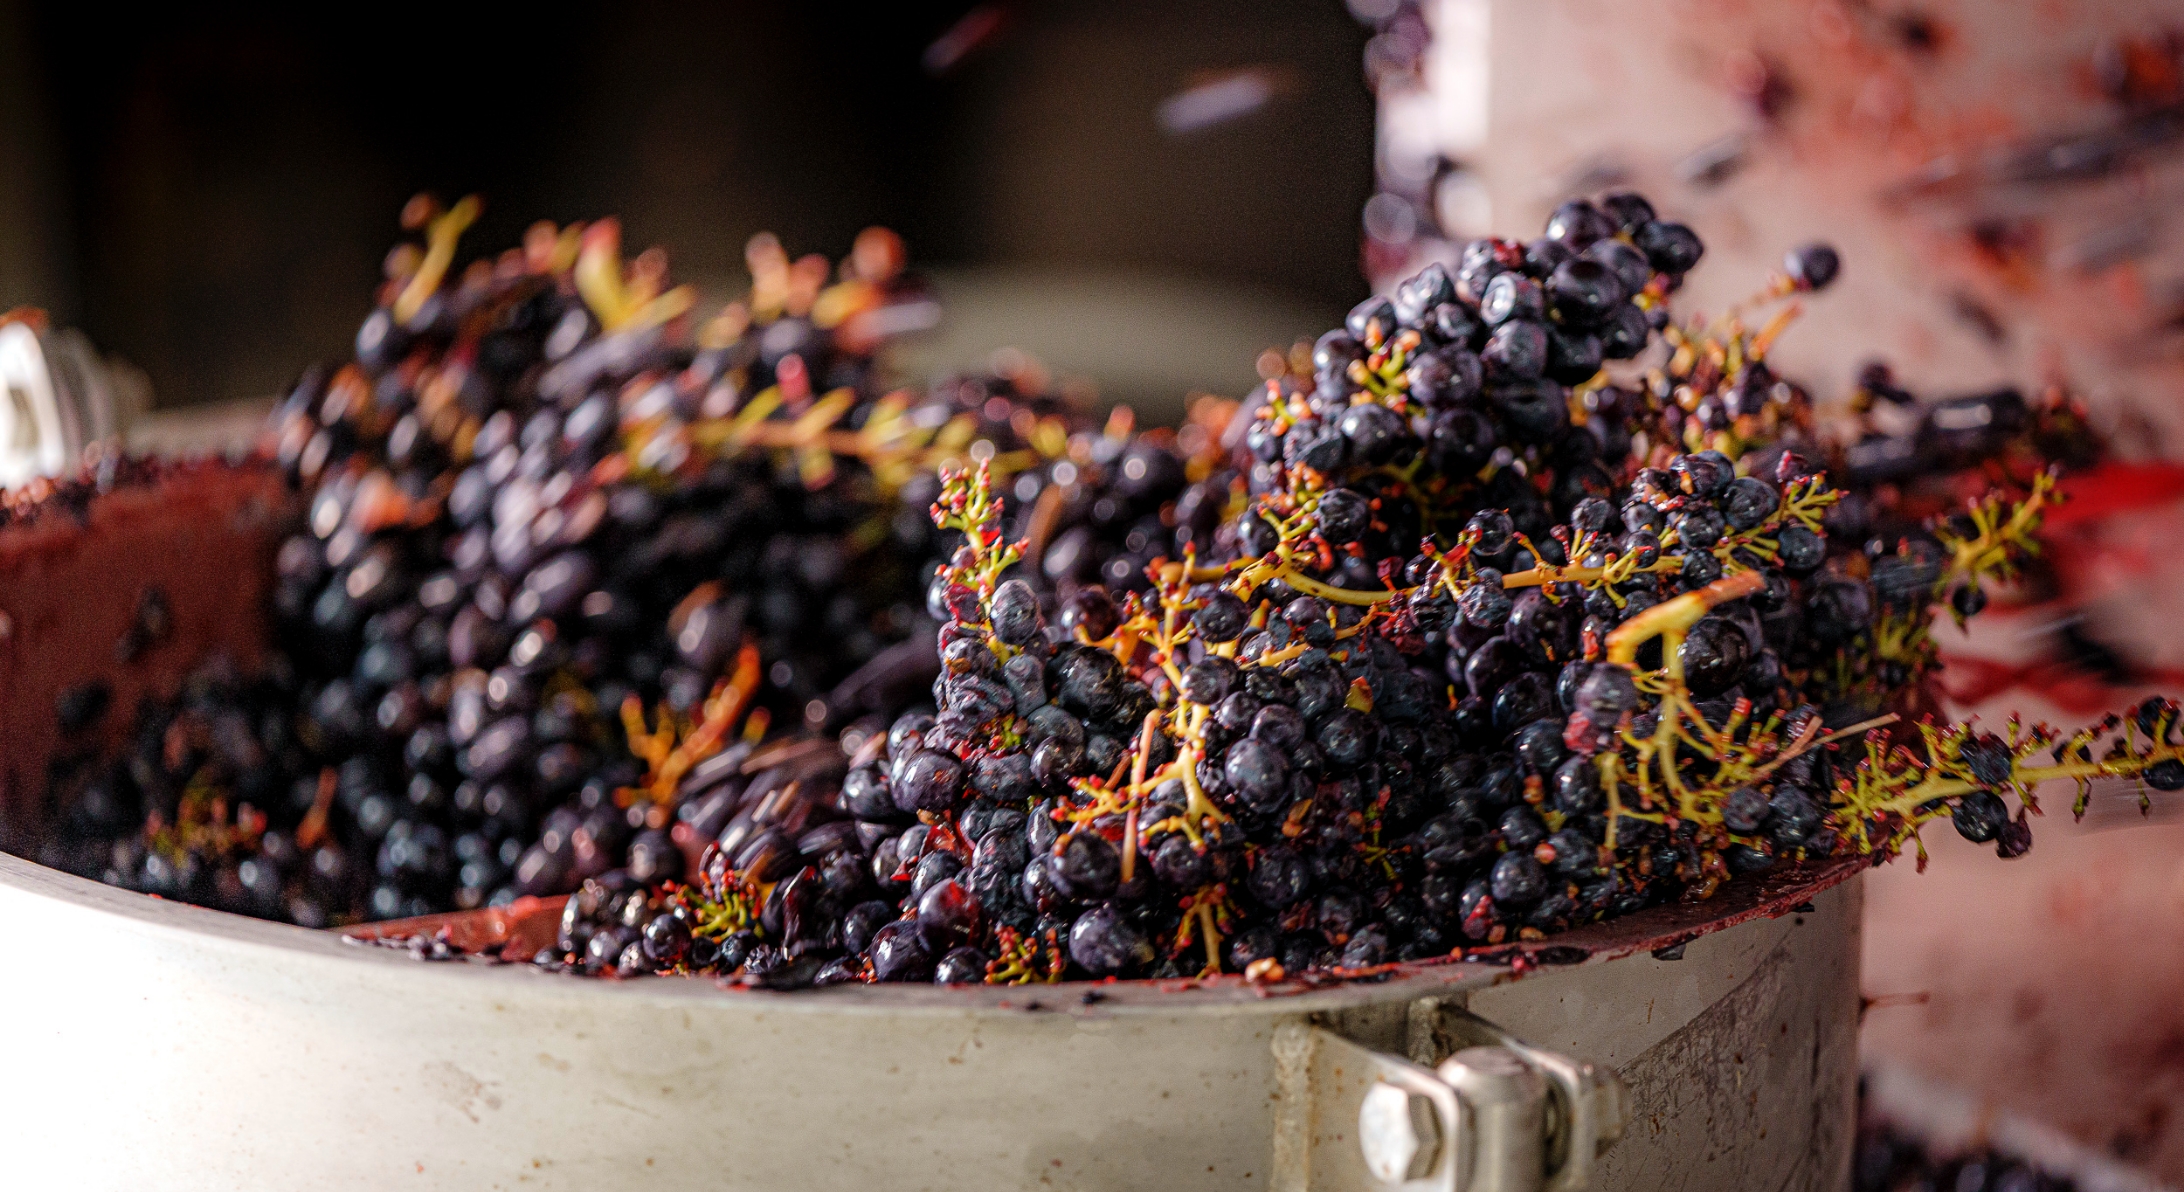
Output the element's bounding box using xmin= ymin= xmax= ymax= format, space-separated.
xmin=1841 ymin=364 xmax=2104 ymax=492
xmin=588 ymin=445 xmax=2168 ymax=986
xmin=255 ymin=205 xmax=958 ymax=921
xmin=47 ymin=199 xmax=1088 ymax=925
xmin=1597 ymin=240 xmax=1848 ymax=474
xmin=1824 ymin=368 xmax=2108 ymax=594
xmin=543 ymin=190 xmax=2182 ymax=987
xmin=1228 ymin=193 xmax=1699 ymax=582
xmin=967 ymin=396 xmax=1239 ymax=605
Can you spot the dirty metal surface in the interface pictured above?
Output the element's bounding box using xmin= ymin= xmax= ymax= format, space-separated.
xmin=1274 ymin=880 xmax=1862 ymax=1192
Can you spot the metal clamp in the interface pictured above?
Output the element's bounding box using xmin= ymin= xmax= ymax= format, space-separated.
xmin=1309 ymin=1006 xmax=1627 ymax=1192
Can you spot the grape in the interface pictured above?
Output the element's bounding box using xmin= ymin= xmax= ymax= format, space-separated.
xmin=1068 ymin=904 xmax=1153 ymax=976
xmin=933 ymin=946 xmax=989 ymax=985
xmin=1150 ymin=835 xmax=1211 ymax=889
xmin=916 ymin=878 xmax=983 ymax=950
xmin=1543 ymin=199 xmax=1617 ymax=246
xmin=987 ymin=580 xmax=1044 ymax=646
xmin=1951 ymin=793 xmax=2009 ymax=843
xmin=1047 ymin=832 xmax=1121 ymax=901
xmin=871 ymin=920 xmax=935 ymax=982
xmin=1248 ymin=845 xmax=1314 ymax=908
xmin=641 ymin=913 xmax=691 ymax=964
xmin=1346 ymin=295 xmax=1398 ymax=344
xmin=1546 ymin=259 xmax=1625 ymax=325
xmin=1784 ymin=243 xmax=1841 ymax=291
xmin=910 ymin=852 xmax=963 ymax=900
xmin=1224 ymin=739 xmax=1291 ymax=810
xmin=1678 ymin=617 xmax=1750 ymax=697
xmin=1391 ymin=262 xmax=1456 ymax=326
xmin=1670 ymin=451 xmax=1735 ymax=498
xmin=1634 ymin=220 xmax=1704 ymax=273
xmin=1052 ymin=647 xmax=1127 ymax=721
xmin=1459 ymin=571 xmax=1513 ymax=628
xmin=893 ymin=750 xmax=967 ymax=815
xmin=1480 ymin=273 xmax=1544 ymax=325
xmin=1721 ymin=787 xmax=1771 ymax=835
xmin=1489 ymin=853 xmax=1548 ymax=904
xmin=1482 ymin=320 xmax=1549 ymax=381
xmin=1777 ymin=525 xmax=1826 ymax=575
xmin=1544 ymin=325 xmax=1603 ymax=385
xmin=1191 ymin=592 xmax=1250 ymax=642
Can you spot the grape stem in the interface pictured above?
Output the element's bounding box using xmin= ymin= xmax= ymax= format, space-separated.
xmin=574 ymin=218 xmax=697 ymax=332
xmin=393 ymin=195 xmax=481 ymax=324
xmin=1606 ymin=571 xmax=1766 ymax=672
xmin=617 ymin=643 xmax=762 ymax=806
xmin=1120 ymin=710 xmax=1158 ymax=885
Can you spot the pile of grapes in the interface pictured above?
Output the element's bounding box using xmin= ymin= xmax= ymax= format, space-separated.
xmin=24 ymin=191 xmax=2184 ymax=990
xmin=34 ymin=200 xmax=1080 ymax=925
xmin=542 ymin=196 xmax=2184 ymax=986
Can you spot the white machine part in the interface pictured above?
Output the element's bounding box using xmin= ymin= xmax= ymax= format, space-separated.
xmin=0 ymin=320 xmax=143 ymax=488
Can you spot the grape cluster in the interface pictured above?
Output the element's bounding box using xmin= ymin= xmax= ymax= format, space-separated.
xmin=42 ymin=201 xmax=1087 ymax=926
xmin=1229 ymin=193 xmax=1697 ymax=581
xmin=562 ymin=449 xmax=1958 ymax=985
xmin=1841 ymin=365 xmax=2103 ymax=493
xmin=1826 ymin=368 xmax=2107 ymax=590
xmin=988 ymin=399 xmax=1237 ymax=603
xmin=543 ymin=190 xmax=2180 ymax=988
xmin=31 ymin=187 xmax=2174 ymax=990
xmin=255 ymin=204 xmax=964 ymax=921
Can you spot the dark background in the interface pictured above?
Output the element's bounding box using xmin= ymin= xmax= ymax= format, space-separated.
xmin=0 ymin=0 xmax=1374 ymax=408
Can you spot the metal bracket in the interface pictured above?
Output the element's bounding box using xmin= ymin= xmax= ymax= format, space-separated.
xmin=1429 ymin=1007 xmax=1628 ymax=1191
xmin=1279 ymin=1006 xmax=1628 ymax=1192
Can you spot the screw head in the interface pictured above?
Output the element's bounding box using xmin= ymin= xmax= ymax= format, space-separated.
xmin=1360 ymin=1081 xmax=1440 ymax=1183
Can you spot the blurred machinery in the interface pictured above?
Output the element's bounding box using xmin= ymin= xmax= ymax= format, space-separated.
xmin=1343 ymin=2 xmax=2184 ymax=1183
xmin=1355 ymin=0 xmax=2184 ymax=435
xmin=0 ymin=313 xmax=145 ymax=486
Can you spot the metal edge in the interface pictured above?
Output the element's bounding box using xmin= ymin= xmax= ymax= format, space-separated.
xmin=3 ymin=837 xmax=1866 ymax=1018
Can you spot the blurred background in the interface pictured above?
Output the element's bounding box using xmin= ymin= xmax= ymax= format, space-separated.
xmin=0 ymin=0 xmax=1375 ymax=416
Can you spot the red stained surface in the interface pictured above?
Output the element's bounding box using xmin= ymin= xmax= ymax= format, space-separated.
xmin=0 ymin=464 xmax=291 ymax=828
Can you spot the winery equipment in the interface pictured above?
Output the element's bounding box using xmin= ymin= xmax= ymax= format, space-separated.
xmin=0 ymin=461 xmax=1860 ymax=1187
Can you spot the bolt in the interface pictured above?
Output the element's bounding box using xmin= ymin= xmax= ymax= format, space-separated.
xmin=1360 ymin=1081 xmax=1442 ymax=1183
